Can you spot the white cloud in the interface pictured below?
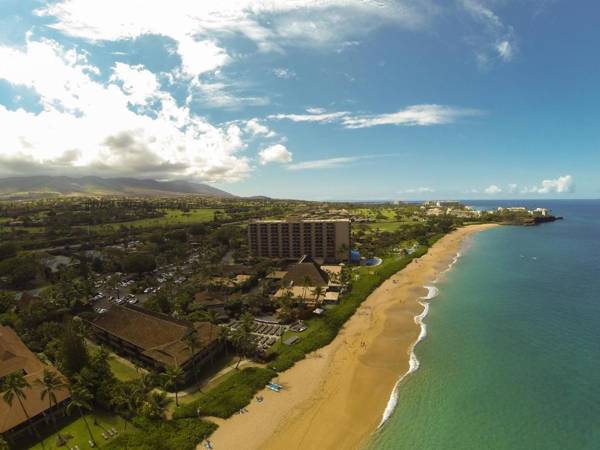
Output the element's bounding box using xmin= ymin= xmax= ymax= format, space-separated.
xmin=525 ymin=175 xmax=575 ymax=194
xmin=0 ymin=38 xmax=256 ymax=182
xmin=287 ymin=156 xmax=365 ymax=170
xmin=506 ymin=183 xmax=518 ymax=194
xmin=272 ymin=68 xmax=296 ymax=79
xmin=176 ymin=38 xmax=231 ymax=78
xmin=269 ymin=104 xmax=480 ymax=128
xmin=244 ymin=119 xmax=276 ymax=137
xmin=268 ymin=110 xmax=349 ymax=123
xmin=38 ymin=0 xmax=436 ymax=87
xmin=460 ymin=0 xmax=516 ymax=66
xmin=341 ymin=104 xmax=480 ymax=128
xmin=110 ymin=63 xmax=160 ymax=106
xmin=398 ymin=187 xmax=434 ymax=194
xmin=258 ymin=144 xmax=293 ymax=165
xmin=306 ymin=107 xmax=326 ymax=114
xmin=484 ymin=184 xmax=502 ymax=194
xmin=496 ymin=40 xmax=513 ymax=61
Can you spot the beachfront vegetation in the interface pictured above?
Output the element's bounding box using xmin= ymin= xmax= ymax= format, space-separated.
xmin=174 ymin=367 xmax=275 ymax=419
xmin=103 ymin=417 xmax=216 ymax=450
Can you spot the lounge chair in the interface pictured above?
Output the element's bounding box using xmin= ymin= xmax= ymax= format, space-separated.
xmin=111 ymin=427 xmax=118 ymax=435
xmin=89 ymin=440 xmax=96 ymax=447
xmin=102 ymin=432 xmax=109 ymax=440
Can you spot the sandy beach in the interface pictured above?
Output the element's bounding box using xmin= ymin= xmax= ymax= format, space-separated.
xmin=206 ymin=224 xmax=498 ymax=450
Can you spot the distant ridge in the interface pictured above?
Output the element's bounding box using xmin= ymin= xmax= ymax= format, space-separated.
xmin=0 ymin=176 xmax=236 ymax=199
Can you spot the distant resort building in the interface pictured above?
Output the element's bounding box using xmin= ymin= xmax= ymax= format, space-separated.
xmin=248 ymin=218 xmax=351 ymax=262
xmin=87 ymin=305 xmax=222 ymax=381
xmin=0 ymin=325 xmax=70 ymax=438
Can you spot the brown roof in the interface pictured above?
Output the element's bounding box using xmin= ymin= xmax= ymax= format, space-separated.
xmin=91 ymin=305 xmax=219 ymax=367
xmin=0 ymin=326 xmax=69 ymax=433
xmin=282 ymin=262 xmax=329 ymax=288
xmin=193 ymin=291 xmax=226 ymax=307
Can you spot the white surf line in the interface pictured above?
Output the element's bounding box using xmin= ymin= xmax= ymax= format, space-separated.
xmin=377 ymin=251 xmax=462 ymax=429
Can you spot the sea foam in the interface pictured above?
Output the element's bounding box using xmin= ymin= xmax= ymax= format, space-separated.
xmin=377 ymin=253 xmax=460 ymax=429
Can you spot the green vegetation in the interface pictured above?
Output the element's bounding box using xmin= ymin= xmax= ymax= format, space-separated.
xmin=174 ymin=367 xmax=276 ymax=419
xmin=87 ymin=208 xmax=221 ymax=231
xmin=87 ymin=342 xmax=142 ymax=382
xmin=366 ymin=220 xmax=419 ymax=233
xmin=28 ymin=411 xmax=129 ymax=450
xmin=103 ymin=417 xmax=216 ymax=450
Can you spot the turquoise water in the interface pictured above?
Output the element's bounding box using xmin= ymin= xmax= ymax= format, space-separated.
xmin=372 ymin=201 xmax=600 ymax=450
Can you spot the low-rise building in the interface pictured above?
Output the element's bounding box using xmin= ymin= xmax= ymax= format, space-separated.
xmin=88 ymin=305 xmax=222 ymax=381
xmin=0 ymin=326 xmax=70 ymax=438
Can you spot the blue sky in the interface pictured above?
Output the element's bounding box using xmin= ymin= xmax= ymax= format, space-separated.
xmin=0 ymin=0 xmax=598 ymax=200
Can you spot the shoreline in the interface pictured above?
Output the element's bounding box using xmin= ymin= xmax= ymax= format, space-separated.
xmin=206 ymin=224 xmax=498 ymax=450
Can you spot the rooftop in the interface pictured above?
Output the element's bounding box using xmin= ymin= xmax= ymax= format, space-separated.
xmin=282 ymin=262 xmax=329 ymax=288
xmin=90 ymin=305 xmax=219 ymax=367
xmin=0 ymin=326 xmax=69 ymax=434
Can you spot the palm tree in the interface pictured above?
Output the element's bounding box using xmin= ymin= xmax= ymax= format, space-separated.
xmin=1 ymin=372 xmax=45 ymax=449
xmin=338 ymin=243 xmax=349 ymax=261
xmin=110 ymin=383 xmax=137 ymax=433
xmin=35 ymin=369 xmax=67 ymax=434
xmin=140 ymin=391 xmax=168 ymax=420
xmin=162 ymin=366 xmax=184 ymax=407
xmin=203 ymin=309 xmax=219 ymax=365
xmin=217 ymin=326 xmax=229 ymax=357
xmin=301 ymin=275 xmax=313 ymax=307
xmin=182 ymin=330 xmax=199 ymax=383
xmin=231 ymin=312 xmax=256 ymax=369
xmin=66 ymin=384 xmax=96 ymax=447
xmin=312 ymin=286 xmax=324 ymax=307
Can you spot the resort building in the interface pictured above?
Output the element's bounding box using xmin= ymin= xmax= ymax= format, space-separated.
xmin=0 ymin=325 xmax=70 ymax=438
xmin=87 ymin=305 xmax=222 ymax=381
xmin=272 ymin=257 xmax=344 ymax=307
xmin=248 ymin=218 xmax=351 ymax=262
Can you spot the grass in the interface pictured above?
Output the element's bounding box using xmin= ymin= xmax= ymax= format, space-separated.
xmin=84 ymin=208 xmax=222 ymax=232
xmin=366 ymin=220 xmax=419 ymax=232
xmin=0 ymin=226 xmax=46 ymax=234
xmin=173 ymin=367 xmax=276 ymax=419
xmin=27 ymin=410 xmax=130 ymax=450
xmin=1 ymin=208 xmax=223 ymax=235
xmin=268 ymin=246 xmax=428 ymax=372
xmin=86 ymin=341 xmax=143 ymax=382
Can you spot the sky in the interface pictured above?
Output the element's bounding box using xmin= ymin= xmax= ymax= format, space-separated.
xmin=0 ymin=0 xmax=598 ymax=200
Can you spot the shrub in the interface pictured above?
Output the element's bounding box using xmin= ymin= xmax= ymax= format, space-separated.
xmin=173 ymin=367 xmax=276 ymax=419
xmin=104 ymin=417 xmax=216 ymax=450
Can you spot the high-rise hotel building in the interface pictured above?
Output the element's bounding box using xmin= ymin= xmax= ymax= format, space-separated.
xmin=248 ymin=218 xmax=351 ymax=262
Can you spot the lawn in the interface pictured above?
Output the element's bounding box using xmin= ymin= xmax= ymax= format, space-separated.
xmin=366 ymin=220 xmax=419 ymax=233
xmin=27 ymin=410 xmax=131 ymax=450
xmin=86 ymin=341 xmax=143 ymax=382
xmin=86 ymin=208 xmax=222 ymax=232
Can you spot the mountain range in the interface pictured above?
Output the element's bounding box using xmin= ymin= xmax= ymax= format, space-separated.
xmin=0 ymin=176 xmax=235 ymax=199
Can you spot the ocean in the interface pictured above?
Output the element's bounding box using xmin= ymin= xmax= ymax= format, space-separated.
xmin=370 ymin=200 xmax=600 ymax=450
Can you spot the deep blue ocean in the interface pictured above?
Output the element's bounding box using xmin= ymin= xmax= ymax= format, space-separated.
xmin=371 ymin=200 xmax=600 ymax=450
